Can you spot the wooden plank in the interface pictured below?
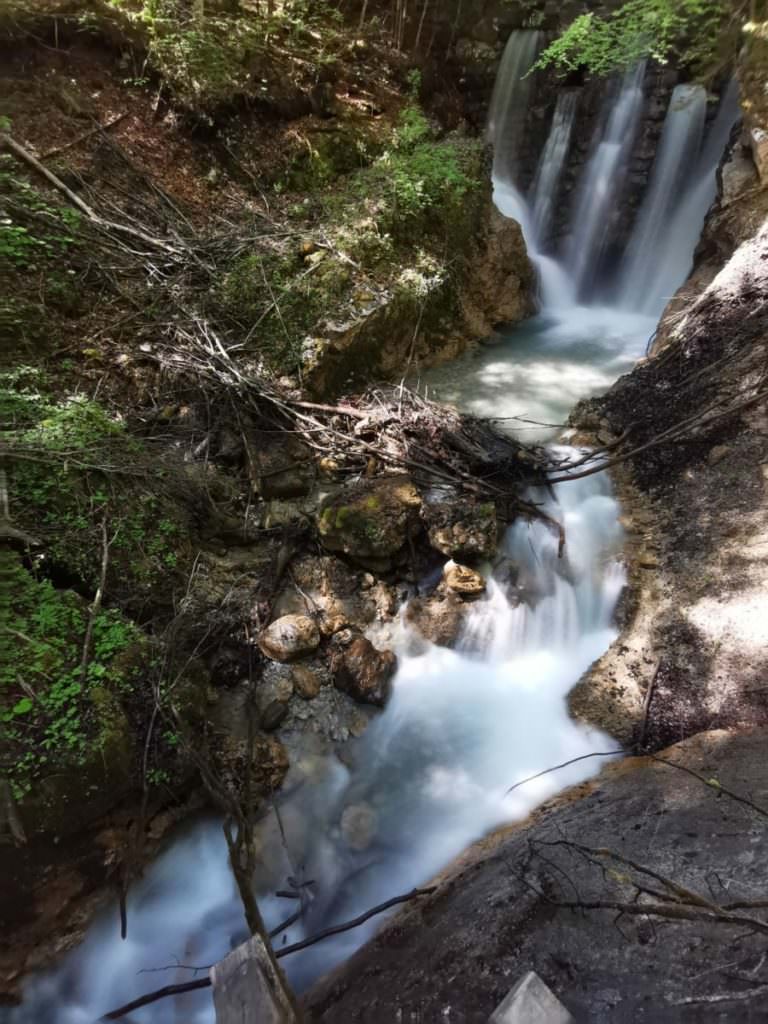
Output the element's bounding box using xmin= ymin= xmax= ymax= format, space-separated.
xmin=211 ymin=935 xmax=296 ymax=1024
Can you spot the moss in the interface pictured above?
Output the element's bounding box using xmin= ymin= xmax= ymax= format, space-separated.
xmin=3 ymin=374 xmax=190 ymax=602
xmin=0 ymin=549 xmax=142 ymax=808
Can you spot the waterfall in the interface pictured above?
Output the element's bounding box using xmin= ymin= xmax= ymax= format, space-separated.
xmin=616 ymin=85 xmax=708 ymax=312
xmin=5 ymin=472 xmax=624 ymax=1023
xmin=6 ymin=35 xmax=742 ymax=1024
xmin=617 ymin=80 xmax=740 ymax=315
xmin=487 ymin=30 xmax=541 ymax=185
xmin=530 ymin=90 xmax=579 ymax=242
xmin=564 ymin=63 xmax=646 ymax=301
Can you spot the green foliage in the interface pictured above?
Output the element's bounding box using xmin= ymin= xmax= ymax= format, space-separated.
xmin=0 ymin=155 xmax=81 ymax=268
xmin=534 ymin=0 xmax=731 ymax=78
xmin=106 ymin=0 xmax=343 ymax=109
xmin=0 ymin=551 xmax=140 ymax=800
xmin=2 ymin=376 xmax=185 ymax=594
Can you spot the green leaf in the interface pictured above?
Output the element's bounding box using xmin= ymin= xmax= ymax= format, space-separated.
xmin=12 ymin=697 xmax=34 ymax=716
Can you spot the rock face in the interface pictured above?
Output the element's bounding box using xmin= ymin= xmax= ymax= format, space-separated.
xmin=305 ymin=730 xmax=768 ymax=1023
xmin=317 ymin=476 xmax=422 ymax=572
xmin=330 ymin=629 xmax=397 ymax=707
xmin=258 ymin=615 xmax=321 ymax=663
xmin=423 ymin=496 xmax=498 ymax=560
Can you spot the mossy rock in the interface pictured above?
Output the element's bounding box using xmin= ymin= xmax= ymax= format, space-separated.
xmin=317 ymin=476 xmax=422 ymax=571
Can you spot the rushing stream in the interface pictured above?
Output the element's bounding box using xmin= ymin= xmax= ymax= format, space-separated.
xmin=5 ymin=33 xmax=739 ymax=1024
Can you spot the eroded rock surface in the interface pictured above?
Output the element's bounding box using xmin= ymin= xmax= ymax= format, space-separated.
xmin=306 ymin=730 xmax=768 ymax=1023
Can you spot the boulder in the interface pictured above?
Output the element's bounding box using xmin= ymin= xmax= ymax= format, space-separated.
xmin=317 ymin=476 xmax=421 ymax=572
xmin=330 ymin=629 xmax=397 ymax=707
xmin=258 ymin=615 xmax=320 ymax=663
xmin=423 ymin=497 xmax=498 ymax=561
xmin=443 ymin=562 xmax=486 ymax=596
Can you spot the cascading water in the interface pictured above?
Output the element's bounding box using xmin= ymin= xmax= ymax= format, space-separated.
xmin=487 ymin=31 xmax=541 ymax=182
xmin=616 ymin=84 xmax=708 ymax=312
xmin=616 ymin=79 xmax=740 ymax=315
xmin=5 ymin=34 xmax=740 ymax=1024
xmin=4 ymin=475 xmax=624 ymax=1024
xmin=564 ymin=63 xmax=646 ymax=300
xmin=530 ymin=90 xmax=579 ymax=242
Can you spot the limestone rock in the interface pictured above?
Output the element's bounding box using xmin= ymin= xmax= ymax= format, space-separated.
xmin=258 ymin=615 xmax=320 ymax=662
xmin=244 ymin=428 xmax=315 ymax=499
xmin=444 ymin=562 xmax=486 ymax=596
xmin=749 ymin=125 xmax=768 ymax=186
xmin=330 ymin=629 xmax=396 ymax=706
xmin=423 ymin=496 xmax=498 ymax=561
xmin=317 ymin=476 xmax=421 ymax=571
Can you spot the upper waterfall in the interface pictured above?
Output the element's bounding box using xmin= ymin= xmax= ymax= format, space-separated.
xmin=487 ymin=30 xmax=738 ymax=323
xmin=615 ymin=84 xmax=708 ymax=312
xmin=563 ymin=63 xmax=646 ymax=301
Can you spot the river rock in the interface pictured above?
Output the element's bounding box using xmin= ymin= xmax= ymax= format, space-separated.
xmin=291 ymin=664 xmax=322 ymax=700
xmin=404 ymin=587 xmax=468 ymax=647
xmin=340 ymin=802 xmax=378 ymax=852
xmin=258 ymin=614 xmax=320 ymax=662
xmin=423 ymin=497 xmax=498 ymax=561
xmin=444 ymin=562 xmax=486 ymax=596
xmin=273 ymin=555 xmax=396 ymax=637
xmin=330 ymin=629 xmax=396 ymax=706
xmin=317 ymin=476 xmax=421 ymax=572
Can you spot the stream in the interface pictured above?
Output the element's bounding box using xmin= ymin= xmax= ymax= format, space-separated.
xmin=4 ymin=33 xmax=738 ymax=1024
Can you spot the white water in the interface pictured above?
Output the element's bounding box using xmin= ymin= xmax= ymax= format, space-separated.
xmin=530 ymin=90 xmax=579 ymax=242
xmin=565 ymin=63 xmax=646 ymax=300
xmin=5 ymin=476 xmax=624 ymax=1024
xmin=5 ymin=38 xmax=739 ymax=1024
xmin=617 ymin=79 xmax=740 ymax=314
xmin=616 ymin=84 xmax=708 ymax=312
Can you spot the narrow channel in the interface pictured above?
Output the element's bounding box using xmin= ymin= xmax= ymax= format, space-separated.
xmin=4 ymin=33 xmax=738 ymax=1024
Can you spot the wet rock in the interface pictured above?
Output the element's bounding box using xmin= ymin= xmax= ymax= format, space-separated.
xmin=444 ymin=562 xmax=486 ymax=596
xmin=212 ymin=733 xmax=289 ymax=807
xmin=256 ymin=675 xmax=293 ymax=731
xmin=260 ymin=699 xmax=289 ymax=731
xmin=330 ymin=629 xmax=396 ymax=707
xmin=258 ymin=615 xmax=320 ymax=662
xmin=340 ymin=802 xmax=378 ymax=852
xmin=423 ymin=496 xmax=498 ymax=561
xmin=317 ymin=476 xmax=422 ymax=571
xmin=306 ymin=731 xmax=768 ymax=1023
xmin=404 ymin=587 xmax=468 ymax=647
xmin=291 ymin=664 xmax=322 ymax=700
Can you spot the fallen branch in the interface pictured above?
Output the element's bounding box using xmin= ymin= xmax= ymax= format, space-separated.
xmin=100 ymin=886 xmax=436 ymax=1020
xmin=1 ymin=131 xmax=183 ymax=256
